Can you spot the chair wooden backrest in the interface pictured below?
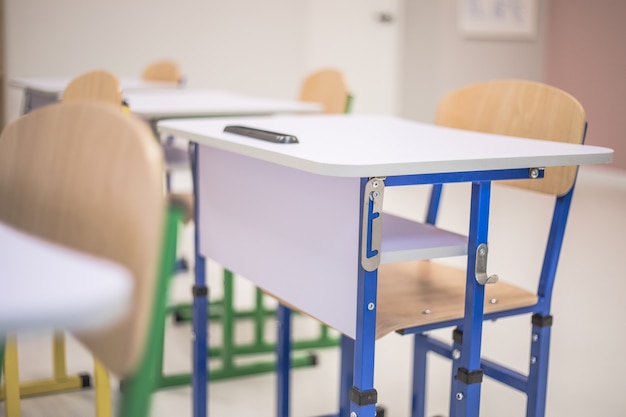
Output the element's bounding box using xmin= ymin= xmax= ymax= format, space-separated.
xmin=141 ymin=60 xmax=183 ymax=84
xmin=62 ymin=70 xmax=123 ymax=107
xmin=0 ymin=102 xmax=165 ymax=377
xmin=435 ymin=79 xmax=587 ymax=196
xmin=299 ymin=68 xmax=351 ymax=114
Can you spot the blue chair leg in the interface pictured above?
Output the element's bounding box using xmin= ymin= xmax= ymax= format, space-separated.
xmin=448 ymin=328 xmax=464 ymax=417
xmin=411 ymin=333 xmax=429 ymax=417
xmin=526 ymin=315 xmax=553 ymax=417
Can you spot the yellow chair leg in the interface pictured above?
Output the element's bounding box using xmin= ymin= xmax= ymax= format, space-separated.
xmin=94 ymin=359 xmax=112 ymax=417
xmin=0 ymin=332 xmax=91 ymax=400
xmin=2 ymin=336 xmax=21 ymax=417
xmin=52 ymin=332 xmax=67 ymax=379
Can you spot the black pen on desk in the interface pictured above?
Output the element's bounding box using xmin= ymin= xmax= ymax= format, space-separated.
xmin=224 ymin=125 xmax=299 ymax=144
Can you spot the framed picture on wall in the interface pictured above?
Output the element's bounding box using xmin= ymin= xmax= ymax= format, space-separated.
xmin=457 ymin=0 xmax=538 ymax=40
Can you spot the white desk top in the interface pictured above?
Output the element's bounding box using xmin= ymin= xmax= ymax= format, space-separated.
xmin=0 ymin=222 xmax=133 ymax=333
xmin=8 ymin=76 xmax=178 ymax=96
xmin=158 ymin=114 xmax=614 ymax=177
xmin=124 ymin=89 xmax=323 ymax=120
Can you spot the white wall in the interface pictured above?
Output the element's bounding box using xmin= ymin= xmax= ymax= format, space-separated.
xmin=3 ymin=0 xmax=310 ymax=122
xmin=400 ymin=0 xmax=548 ymax=122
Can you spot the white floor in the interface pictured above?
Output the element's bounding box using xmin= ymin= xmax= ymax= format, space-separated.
xmin=3 ymin=165 xmax=626 ymax=417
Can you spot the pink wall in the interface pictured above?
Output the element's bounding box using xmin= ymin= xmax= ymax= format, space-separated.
xmin=545 ymin=0 xmax=626 ymax=170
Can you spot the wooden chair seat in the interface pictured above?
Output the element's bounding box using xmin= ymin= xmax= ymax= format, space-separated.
xmin=376 ymin=260 xmax=538 ymax=339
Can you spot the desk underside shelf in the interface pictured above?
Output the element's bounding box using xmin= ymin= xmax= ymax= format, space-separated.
xmin=376 ymin=214 xmax=537 ymax=339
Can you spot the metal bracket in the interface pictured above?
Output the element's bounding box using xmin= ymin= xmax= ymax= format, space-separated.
xmin=361 ymin=177 xmax=385 ymax=272
xmin=475 ymin=243 xmax=498 ymax=285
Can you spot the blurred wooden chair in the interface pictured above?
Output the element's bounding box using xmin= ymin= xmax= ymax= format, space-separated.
xmin=0 ymin=101 xmax=181 ymax=417
xmin=0 ymin=69 xmax=126 ymax=415
xmin=142 ymin=59 xmax=184 ymax=85
xmin=62 ymin=69 xmax=123 ymax=105
xmin=375 ymin=79 xmax=588 ymax=417
xmin=299 ymin=68 xmax=352 ymax=114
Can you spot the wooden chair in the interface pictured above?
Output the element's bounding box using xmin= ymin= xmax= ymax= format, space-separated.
xmin=62 ymin=69 xmax=123 ymax=105
xmin=64 ymin=69 xmax=192 ymax=411
xmin=374 ymin=79 xmax=587 ymax=417
xmin=141 ymin=59 xmax=184 ymax=85
xmin=0 ymin=69 xmax=127 ymax=415
xmin=0 ymin=101 xmax=181 ymax=417
xmin=299 ymin=68 xmax=352 ymax=114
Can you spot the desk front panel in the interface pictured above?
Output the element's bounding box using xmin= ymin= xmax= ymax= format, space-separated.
xmin=198 ymin=146 xmax=362 ymax=338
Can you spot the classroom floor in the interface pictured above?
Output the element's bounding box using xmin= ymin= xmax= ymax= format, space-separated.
xmin=3 ymin=165 xmax=626 ymax=417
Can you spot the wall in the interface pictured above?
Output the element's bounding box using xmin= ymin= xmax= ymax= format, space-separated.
xmin=3 ymin=0 xmax=309 ymax=123
xmin=3 ymin=0 xmax=407 ymax=119
xmin=545 ymin=0 xmax=626 ymax=170
xmin=400 ymin=0 xmax=548 ymax=123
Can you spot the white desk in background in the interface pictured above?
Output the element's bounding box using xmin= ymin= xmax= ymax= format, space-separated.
xmin=0 ymin=221 xmax=132 ymax=333
xmin=8 ymin=76 xmax=322 ymax=119
xmin=9 ymin=79 xmax=322 ymax=171
xmin=158 ymin=113 xmax=613 ymax=417
xmin=123 ymin=89 xmax=322 ymax=122
xmin=8 ymin=76 xmax=179 ymax=114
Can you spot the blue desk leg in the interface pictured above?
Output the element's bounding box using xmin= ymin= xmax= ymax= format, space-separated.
xmin=451 ymin=181 xmax=491 ymax=417
xmin=350 ymin=268 xmax=379 ymax=417
xmin=339 ymin=335 xmax=354 ymax=417
xmin=277 ymin=304 xmax=292 ymax=417
xmin=191 ymin=143 xmax=208 ymax=417
xmin=350 ymin=177 xmax=381 ymax=417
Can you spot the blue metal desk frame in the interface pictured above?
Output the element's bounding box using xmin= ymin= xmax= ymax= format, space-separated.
xmin=188 ymin=147 xmax=545 ymax=417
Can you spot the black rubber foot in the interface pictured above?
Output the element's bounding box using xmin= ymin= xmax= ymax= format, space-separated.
xmin=376 ymin=405 xmax=386 ymax=417
xmin=79 ymin=372 xmax=92 ymax=388
xmin=174 ymin=258 xmax=189 ymax=273
xmin=173 ymin=310 xmax=187 ymax=323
